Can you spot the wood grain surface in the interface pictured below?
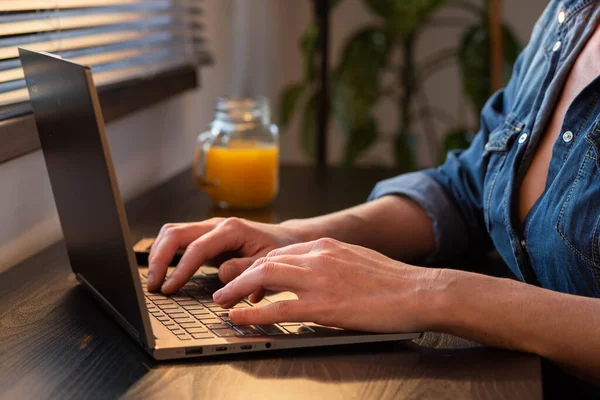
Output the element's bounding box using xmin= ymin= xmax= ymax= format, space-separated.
xmin=0 ymin=166 xmax=543 ymax=400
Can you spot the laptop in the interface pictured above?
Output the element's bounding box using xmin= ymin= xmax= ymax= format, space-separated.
xmin=19 ymin=48 xmax=421 ymax=360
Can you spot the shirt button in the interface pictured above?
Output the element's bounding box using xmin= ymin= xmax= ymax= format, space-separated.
xmin=562 ymin=131 xmax=574 ymax=143
xmin=558 ymin=11 xmax=566 ymax=24
xmin=521 ymin=239 xmax=527 ymax=248
xmin=518 ymin=133 xmax=528 ymax=144
xmin=553 ymin=41 xmax=562 ymax=52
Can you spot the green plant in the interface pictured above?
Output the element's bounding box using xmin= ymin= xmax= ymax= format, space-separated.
xmin=279 ymin=0 xmax=521 ymax=169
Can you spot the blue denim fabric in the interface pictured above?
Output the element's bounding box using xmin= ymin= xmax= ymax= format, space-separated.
xmin=369 ymin=0 xmax=600 ymax=297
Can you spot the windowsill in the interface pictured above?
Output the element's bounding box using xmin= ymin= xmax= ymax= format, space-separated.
xmin=0 ymin=65 xmax=199 ymax=165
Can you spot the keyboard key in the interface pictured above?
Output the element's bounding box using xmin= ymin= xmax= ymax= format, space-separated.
xmin=167 ymin=325 xmax=182 ymax=331
xmin=218 ymin=313 xmax=231 ymax=323
xmin=233 ymin=325 xmax=262 ymax=336
xmin=232 ymin=303 xmax=250 ymax=309
xmin=176 ymin=335 xmax=192 ymax=341
xmin=205 ymin=323 xmax=230 ymax=330
xmin=182 ymin=304 xmax=206 ymax=310
xmin=162 ymin=321 xmax=175 ymax=327
xmin=153 ymin=298 xmax=173 ymax=304
xmin=192 ymin=332 xmax=214 ymax=339
xmin=212 ymin=328 xmax=240 ymax=337
xmin=249 ymin=298 xmax=272 ymax=307
xmin=283 ymin=324 xmax=314 ymax=334
xmin=178 ymin=300 xmax=200 ymax=307
xmin=157 ymin=303 xmax=178 ymax=309
xmin=208 ymin=306 xmax=230 ymax=313
xmin=199 ymin=318 xmax=221 ymax=324
xmin=165 ymin=311 xmax=186 ymax=317
xmin=190 ymin=293 xmax=213 ymax=301
xmin=156 ymin=316 xmax=170 ymax=322
xmin=173 ymin=317 xmax=194 ymax=324
xmin=179 ymin=322 xmax=203 ymax=328
xmin=188 ymin=307 xmax=210 ymax=314
xmin=186 ymin=326 xmax=209 ymax=334
xmin=256 ymin=325 xmax=286 ymax=335
xmin=171 ymin=295 xmax=192 ymax=302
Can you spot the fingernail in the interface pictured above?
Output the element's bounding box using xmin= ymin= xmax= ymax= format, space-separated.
xmin=213 ymin=290 xmax=223 ymax=303
xmin=147 ymin=270 xmax=155 ymax=285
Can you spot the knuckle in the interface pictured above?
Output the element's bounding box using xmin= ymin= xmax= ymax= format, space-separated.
xmin=315 ymin=237 xmax=339 ymax=249
xmin=257 ymin=261 xmax=277 ymax=277
xmin=163 ymin=225 xmax=182 ymax=238
xmin=219 ymin=217 xmax=244 ymax=230
xmin=159 ymin=223 xmax=176 ymax=235
xmin=266 ymin=248 xmax=281 ymax=257
xmin=185 ymin=239 xmax=203 ymax=254
xmin=315 ymin=248 xmax=337 ymax=262
xmin=206 ymin=217 xmax=225 ymax=225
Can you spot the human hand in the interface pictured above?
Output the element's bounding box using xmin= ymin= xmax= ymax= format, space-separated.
xmin=147 ymin=218 xmax=306 ymax=294
xmin=212 ymin=238 xmax=441 ymax=333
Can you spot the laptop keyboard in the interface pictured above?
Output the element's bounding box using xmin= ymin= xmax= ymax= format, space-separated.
xmin=140 ymin=273 xmax=314 ymax=341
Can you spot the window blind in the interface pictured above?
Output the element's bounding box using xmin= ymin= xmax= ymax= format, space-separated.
xmin=0 ymin=0 xmax=209 ymax=119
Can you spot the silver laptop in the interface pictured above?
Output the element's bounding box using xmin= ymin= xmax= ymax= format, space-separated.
xmin=19 ymin=48 xmax=421 ymax=360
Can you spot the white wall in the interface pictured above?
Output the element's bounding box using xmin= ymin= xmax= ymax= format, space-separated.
xmin=0 ymin=0 xmax=548 ymax=272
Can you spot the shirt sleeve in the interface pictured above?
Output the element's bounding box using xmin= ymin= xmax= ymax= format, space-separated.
xmin=368 ymin=44 xmax=530 ymax=262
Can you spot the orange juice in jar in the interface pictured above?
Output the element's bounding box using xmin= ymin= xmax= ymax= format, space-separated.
xmin=193 ymin=98 xmax=279 ymax=209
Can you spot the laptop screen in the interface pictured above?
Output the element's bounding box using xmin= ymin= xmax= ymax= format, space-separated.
xmin=19 ymin=49 xmax=151 ymax=344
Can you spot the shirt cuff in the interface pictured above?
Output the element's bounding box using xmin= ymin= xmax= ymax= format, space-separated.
xmin=368 ymin=171 xmax=469 ymax=263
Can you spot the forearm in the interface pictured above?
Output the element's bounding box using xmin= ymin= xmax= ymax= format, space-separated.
xmin=281 ymin=195 xmax=436 ymax=261
xmin=426 ymin=269 xmax=600 ymax=382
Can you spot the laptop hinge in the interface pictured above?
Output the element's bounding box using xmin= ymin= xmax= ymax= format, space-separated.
xmin=76 ymin=273 xmax=152 ymax=349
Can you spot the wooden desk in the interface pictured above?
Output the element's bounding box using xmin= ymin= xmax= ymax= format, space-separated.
xmin=0 ymin=166 xmax=543 ymax=399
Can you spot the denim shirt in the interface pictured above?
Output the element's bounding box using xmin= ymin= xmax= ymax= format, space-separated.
xmin=369 ymin=0 xmax=600 ymax=297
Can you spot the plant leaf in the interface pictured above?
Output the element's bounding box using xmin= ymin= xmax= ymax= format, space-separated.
xmin=279 ymin=83 xmax=306 ymax=129
xmin=300 ymin=93 xmax=317 ymax=160
xmin=394 ymin=133 xmax=417 ymax=172
xmin=344 ymin=117 xmax=379 ymax=166
xmin=441 ymin=127 xmax=473 ymax=163
xmin=333 ymin=27 xmax=390 ymax=141
xmin=458 ymin=22 xmax=522 ymax=114
xmin=363 ymin=0 xmax=448 ymax=37
xmin=300 ymin=24 xmax=319 ymax=83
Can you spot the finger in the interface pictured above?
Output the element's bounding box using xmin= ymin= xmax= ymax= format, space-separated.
xmin=147 ymin=220 xmax=221 ymax=291
xmin=218 ymin=257 xmax=256 ymax=283
xmin=212 ymin=262 xmax=309 ymax=308
xmin=248 ymin=288 xmax=267 ymax=303
xmin=161 ymin=219 xmax=247 ymax=294
xmin=229 ymin=300 xmax=311 ymax=325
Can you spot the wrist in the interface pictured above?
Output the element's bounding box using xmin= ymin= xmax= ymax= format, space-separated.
xmin=413 ymin=267 xmax=461 ymax=332
xmin=279 ymin=219 xmax=320 ymax=243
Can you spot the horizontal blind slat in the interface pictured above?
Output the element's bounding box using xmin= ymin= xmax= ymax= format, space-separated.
xmin=0 ymin=0 xmax=209 ymax=114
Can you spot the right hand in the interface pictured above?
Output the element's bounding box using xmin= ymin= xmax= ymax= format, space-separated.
xmin=146 ymin=218 xmax=306 ymax=295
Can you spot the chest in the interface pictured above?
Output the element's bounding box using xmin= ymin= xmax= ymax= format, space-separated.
xmin=480 ymin=6 xmax=600 ymax=295
xmin=518 ymin=25 xmax=600 ymax=225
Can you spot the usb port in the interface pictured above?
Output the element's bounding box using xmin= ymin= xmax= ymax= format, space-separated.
xmin=185 ymin=347 xmax=203 ymax=355
xmin=240 ymin=345 xmax=252 ymax=350
xmin=215 ymin=346 xmax=228 ymax=352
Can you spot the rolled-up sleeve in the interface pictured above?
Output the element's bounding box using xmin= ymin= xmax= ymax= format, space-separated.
xmin=368 ymin=45 xmax=527 ymax=262
xmin=368 ymin=171 xmax=472 ymax=262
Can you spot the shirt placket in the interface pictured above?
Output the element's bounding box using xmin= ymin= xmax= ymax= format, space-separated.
xmin=505 ymin=3 xmax=579 ymax=284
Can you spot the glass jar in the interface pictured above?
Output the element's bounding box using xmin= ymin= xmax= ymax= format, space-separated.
xmin=193 ymin=97 xmax=279 ymax=209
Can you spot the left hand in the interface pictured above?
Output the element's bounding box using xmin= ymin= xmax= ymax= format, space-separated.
xmin=213 ymin=238 xmax=441 ymax=333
